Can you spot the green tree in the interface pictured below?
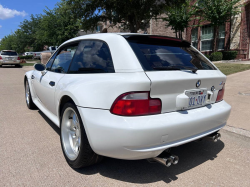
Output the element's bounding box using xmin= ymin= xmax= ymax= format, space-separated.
xmin=63 ymin=0 xmax=185 ymax=33
xmin=197 ymin=0 xmax=242 ymax=52
xmin=163 ymin=0 xmax=198 ymax=39
xmin=19 ymin=14 xmax=44 ymax=52
xmin=37 ymin=1 xmax=80 ymax=46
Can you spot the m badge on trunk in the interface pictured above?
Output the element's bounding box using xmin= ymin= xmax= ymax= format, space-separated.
xmin=196 ymin=80 xmax=201 ymax=88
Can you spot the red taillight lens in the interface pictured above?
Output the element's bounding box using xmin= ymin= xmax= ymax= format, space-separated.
xmin=216 ymin=84 xmax=225 ymax=102
xmin=0 ymin=56 xmax=2 ymax=60
xmin=110 ymin=92 xmax=162 ymax=116
xmin=17 ymin=56 xmax=20 ymax=60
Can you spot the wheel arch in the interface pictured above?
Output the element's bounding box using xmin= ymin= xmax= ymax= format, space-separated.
xmin=58 ymin=95 xmax=77 ymax=122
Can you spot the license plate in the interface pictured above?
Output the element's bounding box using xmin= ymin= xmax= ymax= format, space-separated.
xmin=185 ymin=89 xmax=207 ymax=108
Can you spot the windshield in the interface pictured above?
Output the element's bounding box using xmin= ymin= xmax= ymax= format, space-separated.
xmin=1 ymin=51 xmax=17 ymax=56
xmin=126 ymin=39 xmax=216 ymax=71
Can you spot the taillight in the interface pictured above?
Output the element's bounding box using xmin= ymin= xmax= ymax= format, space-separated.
xmin=0 ymin=56 xmax=2 ymax=60
xmin=17 ymin=56 xmax=20 ymax=60
xmin=110 ymin=92 xmax=162 ymax=116
xmin=216 ymin=84 xmax=225 ymax=102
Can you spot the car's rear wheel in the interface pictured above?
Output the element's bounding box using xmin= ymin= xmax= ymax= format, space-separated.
xmin=60 ymin=102 xmax=103 ymax=168
xmin=25 ymin=80 xmax=37 ymax=109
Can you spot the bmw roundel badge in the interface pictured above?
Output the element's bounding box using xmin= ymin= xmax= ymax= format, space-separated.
xmin=196 ymin=80 xmax=201 ymax=88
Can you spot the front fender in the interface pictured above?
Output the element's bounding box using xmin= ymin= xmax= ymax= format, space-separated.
xmin=24 ymin=70 xmax=36 ymax=97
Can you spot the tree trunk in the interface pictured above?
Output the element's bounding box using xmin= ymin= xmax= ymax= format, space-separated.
xmin=213 ymin=26 xmax=219 ymax=52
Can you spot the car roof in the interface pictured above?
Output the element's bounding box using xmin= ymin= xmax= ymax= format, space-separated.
xmin=62 ymin=33 xmax=145 ymax=44
xmin=1 ymin=50 xmax=16 ymax=52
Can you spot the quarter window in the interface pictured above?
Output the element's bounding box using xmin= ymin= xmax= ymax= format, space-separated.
xmin=50 ymin=44 xmax=78 ymax=73
xmin=68 ymin=40 xmax=115 ymax=73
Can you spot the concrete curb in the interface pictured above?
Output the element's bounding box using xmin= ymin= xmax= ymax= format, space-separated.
xmin=222 ymin=125 xmax=250 ymax=138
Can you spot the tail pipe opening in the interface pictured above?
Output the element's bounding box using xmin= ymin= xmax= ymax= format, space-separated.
xmin=148 ymin=152 xmax=179 ymax=167
xmin=204 ymin=132 xmax=221 ymax=142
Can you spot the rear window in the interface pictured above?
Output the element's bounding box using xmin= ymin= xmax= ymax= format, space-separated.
xmin=1 ymin=51 xmax=17 ymax=56
xmin=125 ymin=36 xmax=216 ymax=71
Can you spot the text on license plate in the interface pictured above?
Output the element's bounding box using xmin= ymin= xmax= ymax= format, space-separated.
xmin=189 ymin=95 xmax=206 ymax=107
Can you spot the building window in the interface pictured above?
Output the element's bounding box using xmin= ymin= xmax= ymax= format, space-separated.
xmin=201 ymin=25 xmax=214 ymax=51
xmin=96 ymin=25 xmax=103 ymax=33
xmin=217 ymin=25 xmax=225 ymax=50
xmin=200 ymin=24 xmax=225 ymax=51
xmin=191 ymin=28 xmax=198 ymax=49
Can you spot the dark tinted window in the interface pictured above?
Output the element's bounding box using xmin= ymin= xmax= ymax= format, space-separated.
xmin=46 ymin=52 xmax=58 ymax=70
xmin=1 ymin=51 xmax=17 ymax=56
xmin=50 ymin=44 xmax=78 ymax=73
xmin=68 ymin=40 xmax=115 ymax=73
xmin=126 ymin=36 xmax=216 ymax=71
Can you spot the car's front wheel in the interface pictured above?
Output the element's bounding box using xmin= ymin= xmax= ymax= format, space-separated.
xmin=25 ymin=79 xmax=37 ymax=109
xmin=60 ymin=102 xmax=103 ymax=168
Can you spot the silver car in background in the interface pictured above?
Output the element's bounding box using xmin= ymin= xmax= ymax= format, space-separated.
xmin=0 ymin=50 xmax=21 ymax=67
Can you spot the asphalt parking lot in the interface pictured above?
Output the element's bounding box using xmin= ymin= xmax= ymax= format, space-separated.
xmin=1 ymin=66 xmax=250 ymax=186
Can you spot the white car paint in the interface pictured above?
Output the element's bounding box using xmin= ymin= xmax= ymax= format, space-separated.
xmin=25 ymin=33 xmax=231 ymax=160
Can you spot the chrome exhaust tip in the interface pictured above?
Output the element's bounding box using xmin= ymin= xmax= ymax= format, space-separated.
xmin=216 ymin=133 xmax=221 ymax=140
xmin=170 ymin=155 xmax=179 ymax=165
xmin=150 ymin=157 xmax=172 ymax=167
xmin=204 ymin=133 xmax=221 ymax=142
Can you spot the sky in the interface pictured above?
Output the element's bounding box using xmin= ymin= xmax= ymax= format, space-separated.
xmin=0 ymin=0 xmax=60 ymax=40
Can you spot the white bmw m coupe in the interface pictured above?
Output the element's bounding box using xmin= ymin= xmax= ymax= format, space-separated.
xmin=24 ymin=33 xmax=231 ymax=168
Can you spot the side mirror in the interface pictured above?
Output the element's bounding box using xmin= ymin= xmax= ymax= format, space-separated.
xmin=34 ymin=63 xmax=46 ymax=76
xmin=34 ymin=63 xmax=45 ymax=71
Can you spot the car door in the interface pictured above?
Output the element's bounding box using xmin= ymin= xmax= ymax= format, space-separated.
xmin=32 ymin=43 xmax=79 ymax=115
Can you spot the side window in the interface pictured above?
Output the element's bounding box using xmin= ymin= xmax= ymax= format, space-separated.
xmin=46 ymin=51 xmax=58 ymax=71
xmin=50 ymin=44 xmax=78 ymax=73
xmin=68 ymin=40 xmax=115 ymax=73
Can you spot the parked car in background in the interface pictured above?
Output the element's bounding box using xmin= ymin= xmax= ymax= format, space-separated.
xmin=33 ymin=52 xmax=41 ymax=59
xmin=24 ymin=52 xmax=34 ymax=56
xmin=33 ymin=46 xmax=58 ymax=60
xmin=24 ymin=33 xmax=231 ymax=169
xmin=0 ymin=50 xmax=20 ymax=67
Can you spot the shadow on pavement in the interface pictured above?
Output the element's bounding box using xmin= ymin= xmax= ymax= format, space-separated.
xmin=38 ymin=110 xmax=224 ymax=184
xmin=76 ymin=140 xmax=224 ymax=184
xmin=38 ymin=110 xmax=60 ymax=135
xmin=1 ymin=65 xmax=22 ymax=68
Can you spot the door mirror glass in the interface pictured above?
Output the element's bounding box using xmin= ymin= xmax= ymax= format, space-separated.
xmin=34 ymin=63 xmax=45 ymax=71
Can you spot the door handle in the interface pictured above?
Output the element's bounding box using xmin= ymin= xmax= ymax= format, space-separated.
xmin=49 ymin=81 xmax=55 ymax=87
xmin=31 ymin=75 xmax=35 ymax=79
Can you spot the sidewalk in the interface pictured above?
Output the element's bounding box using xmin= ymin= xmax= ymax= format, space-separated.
xmin=213 ymin=60 xmax=250 ymax=64
xmin=224 ymin=69 xmax=250 ymax=132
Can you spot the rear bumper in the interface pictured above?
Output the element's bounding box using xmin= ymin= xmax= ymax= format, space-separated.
xmin=78 ymin=100 xmax=231 ymax=160
xmin=0 ymin=60 xmax=20 ymax=65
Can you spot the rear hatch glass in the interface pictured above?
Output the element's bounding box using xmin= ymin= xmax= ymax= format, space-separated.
xmin=1 ymin=51 xmax=17 ymax=56
xmin=124 ymin=35 xmax=216 ymax=71
xmin=124 ymin=35 xmax=225 ymax=113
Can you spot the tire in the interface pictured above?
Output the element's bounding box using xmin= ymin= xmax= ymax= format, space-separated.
xmin=60 ymin=102 xmax=103 ymax=168
xmin=25 ymin=79 xmax=37 ymax=109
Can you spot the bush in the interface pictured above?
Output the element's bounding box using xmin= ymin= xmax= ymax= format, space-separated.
xmin=19 ymin=55 xmax=33 ymax=59
xmin=222 ymin=51 xmax=238 ymax=60
xmin=204 ymin=54 xmax=210 ymax=60
xmin=210 ymin=52 xmax=223 ymax=61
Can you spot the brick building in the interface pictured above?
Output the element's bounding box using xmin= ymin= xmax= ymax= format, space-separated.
xmin=78 ymin=1 xmax=250 ymax=60
xmin=78 ymin=15 xmax=183 ymax=39
xmin=186 ymin=0 xmax=250 ymax=60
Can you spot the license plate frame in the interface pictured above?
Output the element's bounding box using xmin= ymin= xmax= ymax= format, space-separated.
xmin=185 ymin=88 xmax=207 ymax=109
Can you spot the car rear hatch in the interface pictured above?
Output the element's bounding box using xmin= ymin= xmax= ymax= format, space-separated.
xmin=124 ymin=35 xmax=226 ymax=113
xmin=1 ymin=51 xmax=18 ymax=62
